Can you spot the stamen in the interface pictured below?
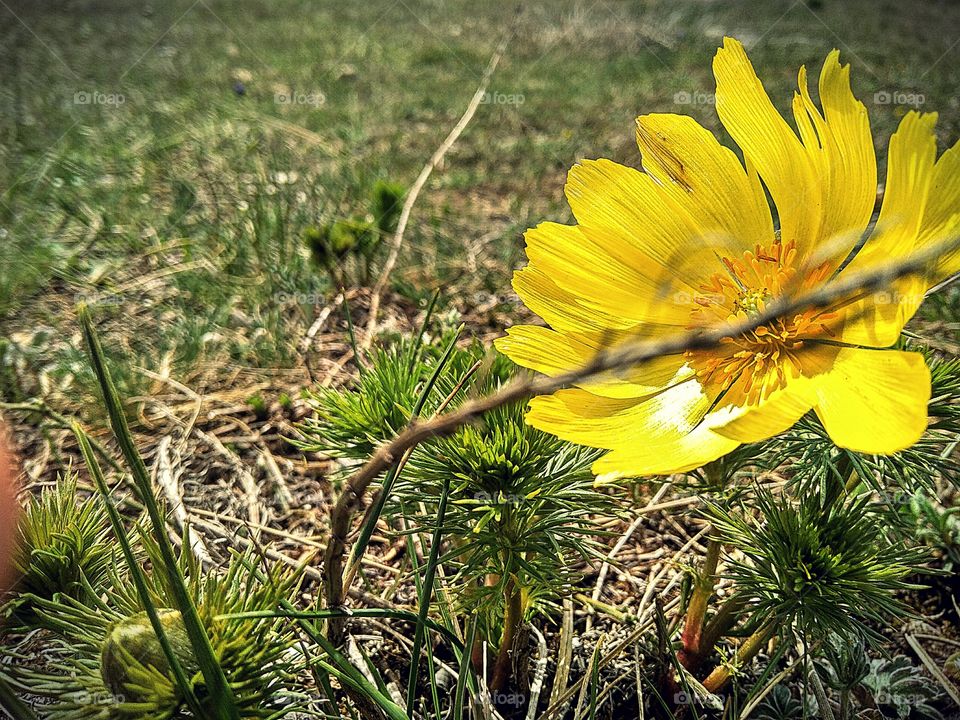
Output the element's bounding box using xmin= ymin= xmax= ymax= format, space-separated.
xmin=684 ymin=239 xmax=836 ymax=404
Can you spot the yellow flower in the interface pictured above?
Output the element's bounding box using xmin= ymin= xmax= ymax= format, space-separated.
xmin=496 ymin=38 xmax=960 ymax=477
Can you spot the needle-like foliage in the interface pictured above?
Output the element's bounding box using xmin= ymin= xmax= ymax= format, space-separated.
xmin=10 ymin=547 xmax=303 ymax=720
xmin=898 ymin=491 xmax=960 ymax=572
xmin=9 ymin=471 xmax=114 ymax=613
xmin=295 ymin=329 xmax=457 ymax=462
xmin=402 ymin=349 xmax=610 ymax=636
xmin=771 ymin=348 xmax=960 ymax=498
xmin=708 ymin=488 xmax=927 ymax=644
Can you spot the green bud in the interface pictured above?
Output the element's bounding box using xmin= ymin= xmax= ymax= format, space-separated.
xmin=247 ymin=393 xmax=268 ymax=420
xmin=329 ymin=218 xmax=372 ymax=257
xmin=100 ymin=609 xmax=196 ymax=701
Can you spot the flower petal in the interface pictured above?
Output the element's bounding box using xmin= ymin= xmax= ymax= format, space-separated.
xmin=713 ymin=38 xmax=821 ymax=259
xmin=710 ymin=387 xmax=814 ymax=443
xmin=834 ymin=112 xmax=940 ymax=346
xmin=591 ymin=422 xmax=740 ymax=476
xmin=634 ymin=113 xmax=774 ymax=252
xmin=828 ymin=276 xmax=927 ymax=348
xmin=511 ymin=264 xmax=680 ymax=336
xmin=495 ymin=325 xmax=692 ymax=399
xmin=563 ymin=158 xmax=760 ymax=293
xmin=522 ymin=219 xmax=693 ymax=330
xmin=813 ymin=348 xmax=930 ymax=454
xmin=853 ymin=111 xmax=939 ymax=265
xmin=708 ymin=344 xmax=838 ymax=442
xmin=525 ymin=379 xmax=710 ymax=450
xmin=919 ymin=140 xmax=960 ymax=277
xmin=791 ymin=51 xmax=877 ymax=264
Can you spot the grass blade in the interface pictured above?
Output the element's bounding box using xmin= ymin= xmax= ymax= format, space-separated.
xmin=406 ymin=288 xmax=441 ymax=372
xmin=453 ymin=617 xmax=479 ymax=720
xmin=344 ymin=324 xmax=462 ymax=582
xmin=406 ymin=473 xmax=452 ymax=714
xmin=280 ymin=599 xmax=408 ymax=720
xmin=77 ymin=304 xmax=239 ymax=719
xmin=72 ymin=424 xmax=206 ymax=717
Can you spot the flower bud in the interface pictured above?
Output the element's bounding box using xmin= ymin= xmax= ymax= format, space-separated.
xmin=100 ymin=609 xmax=197 ymax=700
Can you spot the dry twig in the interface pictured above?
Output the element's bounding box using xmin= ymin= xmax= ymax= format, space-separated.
xmin=363 ymin=35 xmax=510 ymax=348
xmin=587 ymin=482 xmax=671 ymax=632
xmin=906 ymin=633 xmax=960 ymax=708
xmin=152 ymin=436 xmax=214 ymax=566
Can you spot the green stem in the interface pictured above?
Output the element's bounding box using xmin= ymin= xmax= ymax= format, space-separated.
xmin=574 ymin=593 xmax=634 ymax=624
xmin=843 ymin=468 xmax=861 ymax=494
xmin=679 ymin=536 xmax=722 ymax=668
xmin=839 ymin=690 xmax=850 ymax=720
xmin=809 ymin=660 xmax=837 ymax=720
xmin=824 ymin=454 xmax=860 ymax=508
xmin=491 ymin=574 xmax=523 ymax=694
xmin=699 ymin=594 xmax=747 ymax=654
xmin=405 ymin=474 xmax=451 ymax=714
xmin=702 ymin=621 xmax=775 ymax=692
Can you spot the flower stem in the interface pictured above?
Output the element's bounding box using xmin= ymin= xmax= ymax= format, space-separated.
xmin=491 ymin=575 xmax=523 ymax=693
xmin=701 ymin=621 xmax=775 ymax=692
xmin=679 ymin=535 xmax=722 ymax=669
xmin=809 ymin=661 xmax=837 ymax=720
xmin=699 ymin=594 xmax=747 ymax=654
xmin=844 ymin=468 xmax=861 ymax=494
xmin=824 ymin=454 xmax=860 ymax=508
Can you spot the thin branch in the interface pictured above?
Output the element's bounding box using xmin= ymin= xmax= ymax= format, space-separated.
xmin=362 ymin=35 xmax=510 ymax=348
xmin=322 ymin=234 xmax=960 ymax=637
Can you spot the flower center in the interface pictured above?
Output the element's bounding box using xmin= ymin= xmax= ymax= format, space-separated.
xmin=684 ymin=240 xmax=836 ymax=405
xmin=733 ymin=287 xmax=771 ymax=317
